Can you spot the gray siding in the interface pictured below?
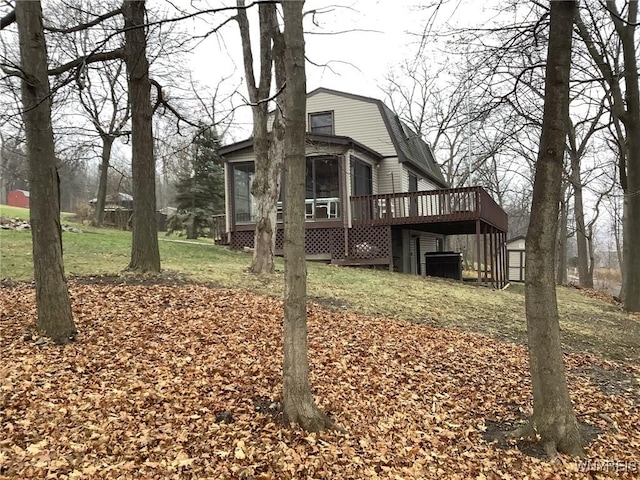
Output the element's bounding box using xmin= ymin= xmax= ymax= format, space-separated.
xmin=408 ymin=231 xmax=441 ymax=275
xmin=378 ymin=158 xmax=403 ymax=194
xmin=402 ymin=165 xmax=440 ymax=192
xmin=307 ymin=91 xmax=396 ymax=156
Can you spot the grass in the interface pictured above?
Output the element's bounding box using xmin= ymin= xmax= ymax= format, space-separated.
xmin=2 ymin=205 xmax=639 ymax=364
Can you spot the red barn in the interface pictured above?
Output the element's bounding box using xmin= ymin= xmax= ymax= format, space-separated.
xmin=7 ymin=190 xmax=30 ymax=209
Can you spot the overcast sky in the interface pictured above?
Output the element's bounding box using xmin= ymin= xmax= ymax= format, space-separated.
xmin=182 ymin=0 xmax=490 ymax=140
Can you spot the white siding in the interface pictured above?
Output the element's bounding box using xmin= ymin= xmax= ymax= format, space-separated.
xmin=507 ymin=239 xmax=526 ymax=282
xmin=378 ymin=158 xmax=403 ymax=194
xmin=307 ymin=92 xmax=396 ymax=156
xmin=403 ymin=165 xmax=439 ymax=192
xmin=418 ymin=177 xmax=439 ymax=191
xmin=507 ymin=239 xmax=526 ymax=250
xmin=508 ymin=250 xmax=525 ymax=282
xmin=226 ymin=149 xmax=256 ymax=164
xmin=408 ymin=231 xmax=442 ymax=275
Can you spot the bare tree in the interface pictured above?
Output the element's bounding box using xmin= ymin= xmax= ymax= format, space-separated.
xmin=281 ymin=0 xmax=335 ymax=432
xmin=122 ymin=0 xmax=160 ymax=272
xmin=519 ymin=0 xmax=583 ymax=457
xmin=12 ymin=0 xmax=77 ymax=343
xmin=236 ymin=0 xmax=285 ymax=274
xmin=77 ymin=59 xmax=131 ymax=226
xmin=566 ymin=96 xmax=607 ymax=288
xmin=575 ymin=0 xmax=640 ymax=311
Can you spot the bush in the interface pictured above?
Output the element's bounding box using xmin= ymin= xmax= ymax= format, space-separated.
xmin=71 ymin=204 xmax=93 ymax=224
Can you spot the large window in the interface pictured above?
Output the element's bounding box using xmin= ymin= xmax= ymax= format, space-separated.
xmin=351 ymin=157 xmax=372 ymax=196
xmin=309 ymin=112 xmax=334 ymax=135
xmin=233 ymin=158 xmax=340 ymax=224
xmin=233 ymin=163 xmax=255 ymax=223
xmin=305 ymin=156 xmax=340 ymax=219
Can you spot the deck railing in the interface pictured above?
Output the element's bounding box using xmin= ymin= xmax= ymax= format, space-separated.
xmin=350 ymin=186 xmax=508 ymax=232
xmin=211 ymin=214 xmax=227 ymax=244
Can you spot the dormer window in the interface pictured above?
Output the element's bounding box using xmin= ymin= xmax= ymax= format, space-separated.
xmin=309 ymin=111 xmax=334 ymax=135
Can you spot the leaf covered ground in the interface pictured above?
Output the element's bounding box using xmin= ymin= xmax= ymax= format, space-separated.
xmin=1 ymin=281 xmax=639 ymax=479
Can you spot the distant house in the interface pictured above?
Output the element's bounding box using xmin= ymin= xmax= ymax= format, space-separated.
xmin=7 ymin=189 xmax=29 ymax=209
xmin=218 ymin=88 xmax=509 ymax=287
xmin=88 ymin=192 xmax=134 ymax=210
xmin=506 ymin=236 xmax=526 ymax=282
xmin=88 ymin=193 xmax=134 ymax=230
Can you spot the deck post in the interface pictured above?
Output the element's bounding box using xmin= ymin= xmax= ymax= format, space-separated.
xmin=483 ymin=225 xmax=489 ymax=286
xmin=476 ymin=219 xmax=482 ymax=284
xmin=489 ymin=227 xmax=498 ymax=288
xmin=503 ymin=232 xmax=508 ymax=287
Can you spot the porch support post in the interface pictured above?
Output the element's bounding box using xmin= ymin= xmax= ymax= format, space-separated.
xmin=497 ymin=231 xmax=503 ymax=288
xmin=388 ymin=226 xmax=393 ymax=272
xmin=502 ymin=232 xmax=507 ymax=288
xmin=476 ymin=219 xmax=482 ymax=284
xmin=483 ymin=225 xmax=489 ymax=286
xmin=489 ymin=227 xmax=495 ymax=288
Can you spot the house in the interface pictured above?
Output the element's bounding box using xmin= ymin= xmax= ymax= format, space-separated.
xmin=506 ymin=236 xmax=526 ymax=282
xmin=218 ymin=88 xmax=508 ymax=287
xmin=7 ymin=189 xmax=29 ymax=209
xmin=88 ymin=193 xmax=134 ymax=230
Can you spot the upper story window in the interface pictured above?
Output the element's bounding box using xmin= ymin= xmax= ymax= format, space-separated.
xmin=309 ymin=111 xmax=334 ymax=135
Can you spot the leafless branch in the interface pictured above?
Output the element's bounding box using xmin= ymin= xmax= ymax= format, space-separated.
xmin=47 ymin=48 xmax=125 ymax=76
xmin=45 ymin=8 xmax=122 ymax=33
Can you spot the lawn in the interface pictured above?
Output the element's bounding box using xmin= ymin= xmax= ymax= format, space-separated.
xmin=1 ymin=205 xmax=639 ymax=364
xmin=1 ymin=205 xmax=640 ymax=478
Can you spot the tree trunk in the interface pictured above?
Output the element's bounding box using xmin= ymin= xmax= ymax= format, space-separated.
xmin=570 ymin=151 xmax=592 ymax=288
xmin=92 ymin=134 xmax=115 ymax=227
xmin=556 ymin=183 xmax=568 ymax=285
xmin=122 ymin=0 xmax=160 ymax=273
xmin=236 ymin=1 xmax=283 ymax=274
xmin=576 ymin=1 xmax=639 ymax=311
xmin=618 ymin=198 xmax=626 ymax=300
xmin=281 ymin=0 xmax=333 ymax=433
xmin=523 ymin=0 xmax=583 ymax=457
xmin=15 ymin=0 xmax=77 ymax=344
xmin=621 ymin=38 xmax=640 ymax=309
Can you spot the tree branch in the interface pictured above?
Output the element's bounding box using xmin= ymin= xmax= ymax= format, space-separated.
xmin=45 ymin=8 xmax=122 ymax=33
xmin=47 ymin=48 xmax=125 ymax=76
xmin=0 ymin=8 xmax=15 ymax=30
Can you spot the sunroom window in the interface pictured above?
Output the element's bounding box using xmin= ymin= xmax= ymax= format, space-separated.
xmin=305 ymin=156 xmax=340 ymax=219
xmin=233 ymin=163 xmax=255 ymax=223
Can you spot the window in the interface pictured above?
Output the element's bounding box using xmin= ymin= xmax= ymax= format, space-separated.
xmin=233 ymin=163 xmax=255 ymax=223
xmin=234 ymin=158 xmax=340 ymax=223
xmin=305 ymin=156 xmax=340 ymax=219
xmin=351 ymin=157 xmax=372 ymax=196
xmin=408 ymin=173 xmax=418 ymax=192
xmin=309 ymin=112 xmax=334 ymax=135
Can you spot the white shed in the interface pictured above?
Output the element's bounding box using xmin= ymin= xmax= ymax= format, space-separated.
xmin=506 ymin=236 xmax=526 ymax=282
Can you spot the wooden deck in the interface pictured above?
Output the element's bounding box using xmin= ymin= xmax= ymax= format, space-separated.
xmin=349 ymin=186 xmax=508 ymax=233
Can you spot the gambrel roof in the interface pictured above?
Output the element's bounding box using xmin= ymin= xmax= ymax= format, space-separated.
xmin=307 ymin=88 xmax=448 ymax=188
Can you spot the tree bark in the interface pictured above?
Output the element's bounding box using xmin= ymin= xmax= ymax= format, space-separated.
xmin=617 ymin=3 xmax=640 ymax=311
xmin=281 ymin=0 xmax=334 ymax=433
xmin=556 ymin=183 xmax=568 ymax=285
xmin=236 ymin=1 xmax=283 ymax=274
xmin=122 ymin=0 xmax=160 ymax=272
xmin=15 ymin=0 xmax=77 ymax=344
xmin=523 ymin=0 xmax=583 ymax=457
xmin=570 ymin=149 xmax=593 ymax=288
xmin=92 ymin=134 xmax=115 ymax=227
